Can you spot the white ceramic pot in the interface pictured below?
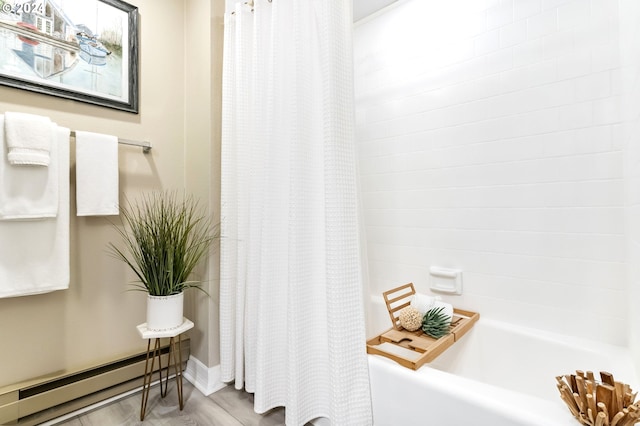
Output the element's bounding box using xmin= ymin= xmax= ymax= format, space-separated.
xmin=146 ymin=292 xmax=184 ymax=331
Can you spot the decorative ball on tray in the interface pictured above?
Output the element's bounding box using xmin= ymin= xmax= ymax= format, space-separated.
xmin=556 ymin=370 xmax=639 ymax=425
xmin=398 ymin=306 xmax=422 ymax=331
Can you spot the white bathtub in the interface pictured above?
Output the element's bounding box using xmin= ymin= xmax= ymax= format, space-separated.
xmin=367 ymin=300 xmax=638 ymax=425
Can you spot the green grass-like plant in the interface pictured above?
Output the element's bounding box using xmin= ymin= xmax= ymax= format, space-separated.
xmin=421 ymin=306 xmax=451 ymax=339
xmin=108 ymin=191 xmax=217 ymax=296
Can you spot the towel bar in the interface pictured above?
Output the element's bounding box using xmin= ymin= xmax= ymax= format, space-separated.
xmin=70 ymin=131 xmax=151 ymax=154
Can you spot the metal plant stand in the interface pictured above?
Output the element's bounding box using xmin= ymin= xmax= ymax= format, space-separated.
xmin=136 ymin=318 xmax=194 ymax=421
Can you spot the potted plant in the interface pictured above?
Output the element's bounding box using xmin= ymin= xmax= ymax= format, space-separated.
xmin=108 ymin=191 xmax=216 ymax=331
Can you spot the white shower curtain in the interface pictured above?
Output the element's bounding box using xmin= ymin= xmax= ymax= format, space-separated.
xmin=219 ymin=0 xmax=372 ymax=425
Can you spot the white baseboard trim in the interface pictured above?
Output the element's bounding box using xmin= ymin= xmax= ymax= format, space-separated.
xmin=183 ymin=356 xmax=227 ymax=396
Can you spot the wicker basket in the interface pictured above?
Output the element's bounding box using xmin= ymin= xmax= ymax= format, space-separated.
xmin=556 ymin=370 xmax=639 ymax=425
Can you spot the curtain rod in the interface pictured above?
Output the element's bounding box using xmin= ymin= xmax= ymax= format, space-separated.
xmin=231 ymin=0 xmax=272 ymax=14
xmin=69 ymin=131 xmax=152 ymax=154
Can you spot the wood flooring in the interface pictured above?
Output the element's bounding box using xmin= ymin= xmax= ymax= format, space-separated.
xmin=48 ymin=381 xmax=288 ymax=426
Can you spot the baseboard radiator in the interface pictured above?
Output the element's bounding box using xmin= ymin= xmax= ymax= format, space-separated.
xmin=0 ymin=338 xmax=190 ymax=425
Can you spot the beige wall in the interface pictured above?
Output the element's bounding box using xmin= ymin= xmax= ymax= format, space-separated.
xmin=184 ymin=0 xmax=224 ymax=367
xmin=0 ymin=0 xmax=222 ymax=387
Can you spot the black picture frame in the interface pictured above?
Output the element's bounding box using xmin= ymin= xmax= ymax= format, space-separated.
xmin=0 ymin=0 xmax=139 ymax=113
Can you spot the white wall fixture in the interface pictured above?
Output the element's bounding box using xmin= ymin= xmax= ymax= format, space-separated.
xmin=429 ymin=267 xmax=462 ymax=295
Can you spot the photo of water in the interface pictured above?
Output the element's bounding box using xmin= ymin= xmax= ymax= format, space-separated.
xmin=0 ymin=0 xmax=130 ymax=103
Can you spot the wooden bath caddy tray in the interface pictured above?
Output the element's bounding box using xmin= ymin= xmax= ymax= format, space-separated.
xmin=366 ymin=283 xmax=479 ymax=370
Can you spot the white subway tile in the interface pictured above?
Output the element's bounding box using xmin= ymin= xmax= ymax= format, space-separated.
xmin=446 ymin=249 xmax=625 ymax=289
xmin=557 ymin=101 xmax=594 ymax=129
xmin=454 ymin=101 xmax=492 ymax=125
xmin=591 ymin=0 xmax=619 ymax=21
xmin=500 ymin=67 xmax=527 ymax=94
xmin=414 ymin=56 xmax=485 ymax=91
xmin=417 ymin=228 xmax=625 ymax=262
xmin=369 ymin=180 xmax=623 ymax=210
xmin=591 ymin=42 xmax=621 ymax=72
xmin=574 ymin=71 xmax=612 ymax=102
xmin=573 ymin=124 xmax=614 ymax=149
xmin=596 ymin=316 xmax=627 ymax=346
xmin=610 ymin=123 xmax=623 ymax=150
xmin=541 ymin=30 xmax=575 ymax=61
xmin=527 ymin=9 xmax=558 ymax=39
xmin=475 ymin=29 xmax=501 ymax=55
xmin=487 ymin=0 xmax=514 ymax=30
xmin=443 ymin=128 xmax=612 ymax=166
xmin=514 ymin=0 xmax=542 ymax=21
xmin=519 ymin=106 xmax=561 ymax=135
xmin=513 ymin=37 xmax=545 ymax=68
xmin=628 ymin=209 xmax=640 ymax=246
xmin=471 ymin=74 xmax=505 ymax=100
xmin=529 ymin=79 xmax=575 ymax=110
xmin=527 ymin=59 xmax=558 ymax=87
xmin=480 ymin=92 xmax=519 ymax=117
xmin=628 ymin=181 xmax=640 ymax=207
xmin=541 ymin=0 xmax=571 ymax=10
xmin=500 ymin=60 xmax=556 ymax=93
xmin=500 ymin=21 xmax=527 ymax=48
xmin=611 ymin=69 xmax=623 ymax=96
xmin=458 ymin=10 xmax=488 ymax=38
xmin=412 ymin=152 xmax=622 ymax=191
xmin=558 ymin=0 xmax=591 ymax=31
xmin=593 ymin=96 xmax=623 ymax=125
xmin=557 ymin=48 xmax=592 ymax=80
xmin=593 ymin=289 xmax=628 ymax=318
xmin=485 ymin=48 xmax=514 ymax=75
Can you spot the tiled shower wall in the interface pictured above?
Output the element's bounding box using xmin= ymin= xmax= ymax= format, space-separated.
xmin=619 ymin=0 xmax=640 ymax=369
xmin=354 ymin=0 xmax=627 ymax=345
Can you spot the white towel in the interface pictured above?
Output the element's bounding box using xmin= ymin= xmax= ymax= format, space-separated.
xmin=411 ymin=293 xmax=454 ymax=325
xmin=75 ymin=131 xmax=119 ymax=216
xmin=410 ymin=293 xmax=436 ymax=315
xmin=0 ymin=126 xmax=70 ymax=298
xmin=4 ymin=111 xmax=52 ymax=166
xmin=433 ymin=301 xmax=454 ymax=325
xmin=0 ymin=115 xmax=59 ymax=219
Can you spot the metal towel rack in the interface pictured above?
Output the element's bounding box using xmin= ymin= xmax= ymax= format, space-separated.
xmin=69 ymin=131 xmax=152 ymax=154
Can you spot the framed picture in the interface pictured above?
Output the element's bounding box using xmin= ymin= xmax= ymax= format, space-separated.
xmin=0 ymin=0 xmax=139 ymax=113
